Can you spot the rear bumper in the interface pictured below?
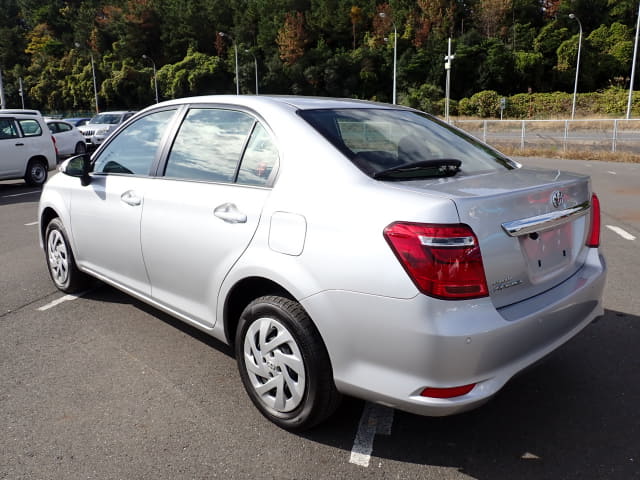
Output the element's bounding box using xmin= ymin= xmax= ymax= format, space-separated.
xmin=301 ymin=248 xmax=606 ymax=417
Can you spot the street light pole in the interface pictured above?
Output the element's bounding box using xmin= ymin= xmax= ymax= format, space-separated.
xmin=75 ymin=42 xmax=99 ymax=113
xmin=219 ymin=32 xmax=239 ymax=95
xmin=142 ymin=54 xmax=159 ymax=103
xmin=0 ymin=68 xmax=5 ymax=109
xmin=569 ymin=14 xmax=583 ymax=120
xmin=444 ymin=37 xmax=455 ymax=123
xmin=379 ymin=12 xmax=397 ymax=104
xmin=626 ymin=3 xmax=640 ymax=119
xmin=246 ymin=50 xmax=259 ymax=95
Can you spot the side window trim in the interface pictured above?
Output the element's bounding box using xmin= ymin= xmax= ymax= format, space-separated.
xmin=149 ymin=104 xmax=189 ymax=177
xmin=152 ymin=104 xmax=189 ymax=177
xmin=232 ymin=120 xmax=258 ymax=183
xmin=236 ymin=122 xmax=280 ymax=188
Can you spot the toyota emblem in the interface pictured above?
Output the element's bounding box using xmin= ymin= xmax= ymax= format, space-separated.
xmin=551 ymin=190 xmax=565 ymax=209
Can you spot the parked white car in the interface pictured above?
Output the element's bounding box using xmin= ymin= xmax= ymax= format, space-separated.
xmin=0 ymin=110 xmax=57 ymax=185
xmin=39 ymin=96 xmax=606 ymax=430
xmin=78 ymin=111 xmax=136 ymax=148
xmin=47 ymin=120 xmax=86 ymax=158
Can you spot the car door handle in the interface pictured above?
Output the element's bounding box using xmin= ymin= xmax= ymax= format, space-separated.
xmin=15 ymin=143 xmax=24 ymax=146
xmin=214 ymin=203 xmax=247 ymax=224
xmin=121 ymin=190 xmax=142 ymax=206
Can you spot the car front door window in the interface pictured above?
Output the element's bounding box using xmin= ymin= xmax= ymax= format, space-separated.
xmin=93 ymin=109 xmax=176 ymax=175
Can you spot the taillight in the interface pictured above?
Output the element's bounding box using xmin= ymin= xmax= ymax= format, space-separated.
xmin=51 ymin=136 xmax=59 ymax=156
xmin=586 ymin=193 xmax=601 ymax=248
xmin=383 ymin=222 xmax=489 ymax=300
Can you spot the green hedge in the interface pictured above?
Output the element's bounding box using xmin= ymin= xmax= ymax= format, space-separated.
xmin=454 ymin=87 xmax=640 ymax=118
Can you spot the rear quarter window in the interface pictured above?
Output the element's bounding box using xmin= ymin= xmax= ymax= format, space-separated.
xmin=18 ymin=119 xmax=43 ymax=137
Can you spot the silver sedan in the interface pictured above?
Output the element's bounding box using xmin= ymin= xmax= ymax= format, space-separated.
xmin=38 ymin=96 xmax=606 ymax=430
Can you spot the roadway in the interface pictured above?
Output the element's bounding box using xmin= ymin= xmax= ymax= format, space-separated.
xmin=1 ymin=157 xmax=638 ymax=479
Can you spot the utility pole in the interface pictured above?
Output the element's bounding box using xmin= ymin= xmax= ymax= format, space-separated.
xmin=19 ymin=77 xmax=25 ymax=108
xmin=444 ymin=38 xmax=455 ymax=123
xmin=0 ymin=68 xmax=6 ymax=109
xmin=627 ymin=3 xmax=640 ymax=119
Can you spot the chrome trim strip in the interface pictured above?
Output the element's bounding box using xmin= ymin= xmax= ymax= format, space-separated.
xmin=501 ymin=200 xmax=590 ymax=237
xmin=419 ymin=236 xmax=475 ymax=247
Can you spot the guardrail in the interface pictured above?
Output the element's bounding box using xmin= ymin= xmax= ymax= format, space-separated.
xmin=450 ymin=119 xmax=640 ymax=154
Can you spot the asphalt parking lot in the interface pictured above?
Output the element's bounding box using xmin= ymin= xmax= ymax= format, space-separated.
xmin=1 ymin=157 xmax=639 ymax=479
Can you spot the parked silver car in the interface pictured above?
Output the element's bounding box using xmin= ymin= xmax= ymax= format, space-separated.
xmin=38 ymin=96 xmax=606 ymax=430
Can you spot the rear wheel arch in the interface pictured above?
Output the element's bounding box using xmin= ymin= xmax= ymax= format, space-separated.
xmin=223 ymin=276 xmax=292 ymax=348
xmin=234 ymin=294 xmax=341 ymax=430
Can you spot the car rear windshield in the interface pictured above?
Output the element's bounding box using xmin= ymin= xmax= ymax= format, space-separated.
xmin=298 ymin=108 xmax=516 ymax=179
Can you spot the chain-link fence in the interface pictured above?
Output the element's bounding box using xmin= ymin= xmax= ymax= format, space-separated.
xmin=451 ymin=119 xmax=640 ymax=154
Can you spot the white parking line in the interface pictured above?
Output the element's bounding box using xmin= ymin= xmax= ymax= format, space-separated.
xmin=37 ymin=292 xmax=87 ymax=311
xmin=1 ymin=190 xmax=40 ymax=198
xmin=24 ymin=221 xmax=38 ymax=226
xmin=606 ymin=225 xmax=637 ymax=241
xmin=349 ymin=402 xmax=394 ymax=467
xmin=607 ymin=171 xmax=617 ymax=175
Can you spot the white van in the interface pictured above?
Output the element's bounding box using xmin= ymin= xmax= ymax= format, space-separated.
xmin=0 ymin=110 xmax=57 ymax=186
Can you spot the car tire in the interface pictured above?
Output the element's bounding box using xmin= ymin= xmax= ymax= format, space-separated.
xmin=235 ymin=295 xmax=341 ymax=431
xmin=24 ymin=159 xmax=48 ymax=186
xmin=74 ymin=142 xmax=87 ymax=154
xmin=45 ymin=218 xmax=91 ymax=293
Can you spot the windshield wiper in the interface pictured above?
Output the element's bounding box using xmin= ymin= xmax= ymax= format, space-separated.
xmin=373 ymin=159 xmax=462 ymax=180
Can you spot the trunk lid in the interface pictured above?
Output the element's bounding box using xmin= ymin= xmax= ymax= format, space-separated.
xmin=393 ymin=167 xmax=593 ymax=308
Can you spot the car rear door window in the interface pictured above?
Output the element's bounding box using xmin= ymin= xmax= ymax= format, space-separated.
xmin=93 ymin=109 xmax=176 ymax=175
xmin=165 ymin=108 xmax=254 ymax=183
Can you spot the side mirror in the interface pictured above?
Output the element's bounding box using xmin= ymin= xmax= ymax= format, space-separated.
xmin=59 ymin=153 xmax=92 ymax=186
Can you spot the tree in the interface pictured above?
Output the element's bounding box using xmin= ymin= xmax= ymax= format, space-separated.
xmin=349 ymin=6 xmax=363 ymax=49
xmin=475 ymin=0 xmax=512 ymax=38
xmin=277 ymin=12 xmax=308 ymax=66
xmin=156 ymin=48 xmax=224 ymax=98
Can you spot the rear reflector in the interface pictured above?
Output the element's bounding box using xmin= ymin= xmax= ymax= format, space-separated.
xmin=421 ymin=384 xmax=476 ymax=398
xmin=586 ymin=193 xmax=601 ymax=248
xmin=384 ymin=222 xmax=489 ymax=300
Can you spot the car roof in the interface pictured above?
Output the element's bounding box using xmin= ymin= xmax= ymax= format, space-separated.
xmin=93 ymin=111 xmax=136 ymax=115
xmin=0 ymin=109 xmax=43 ymax=116
xmin=153 ymin=95 xmax=399 ymax=112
